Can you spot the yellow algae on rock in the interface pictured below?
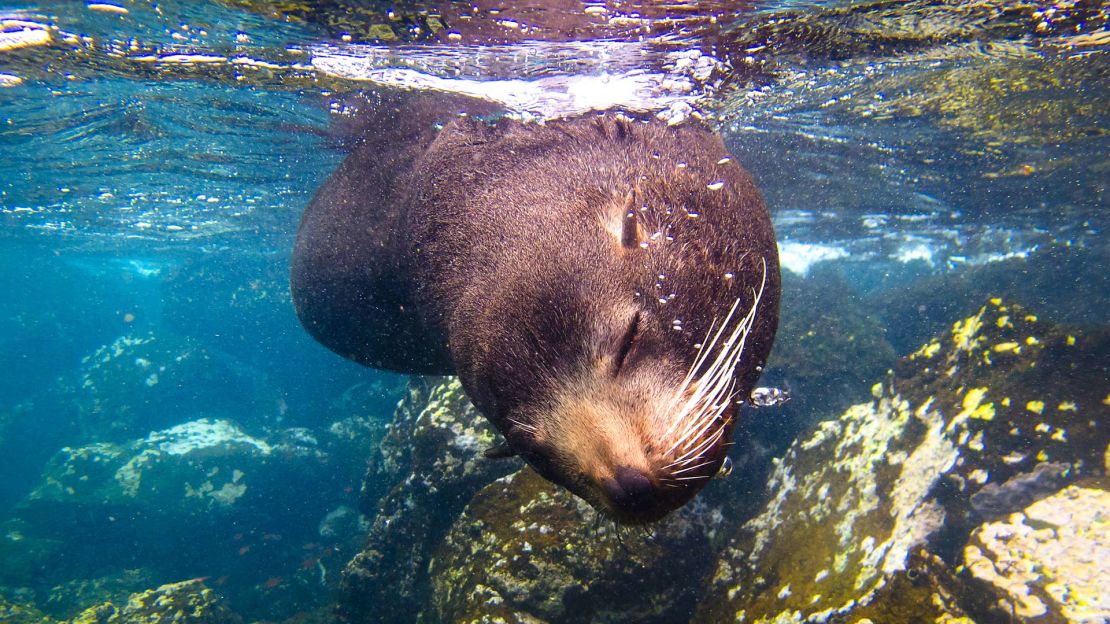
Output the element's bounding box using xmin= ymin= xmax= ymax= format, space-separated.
xmin=956 ymin=387 xmax=994 ymax=422
xmin=913 ymin=340 xmax=942 ymax=360
xmin=951 ymin=309 xmax=985 ymax=353
xmin=70 ymin=579 xmax=239 ymax=624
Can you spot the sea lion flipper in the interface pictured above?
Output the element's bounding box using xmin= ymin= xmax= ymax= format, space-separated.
xmin=482 ymin=441 xmax=518 ymax=459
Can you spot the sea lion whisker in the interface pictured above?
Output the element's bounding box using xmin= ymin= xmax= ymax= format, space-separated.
xmin=670 ymin=402 xmax=729 ymax=459
xmin=656 ymin=301 xmax=739 ymax=445
xmin=508 ymin=417 xmax=537 ymax=433
xmin=663 ymin=375 xmax=732 ymax=456
xmin=667 ymin=375 xmax=739 ymax=457
xmin=666 ymin=260 xmax=768 ymax=458
xmin=669 ymin=458 xmax=717 ymax=476
xmin=673 ymin=474 xmax=714 ymax=482
xmin=671 ymin=431 xmax=727 ymax=474
xmin=660 ymin=270 xmax=766 ymax=459
xmin=671 ymin=424 xmax=727 ymax=467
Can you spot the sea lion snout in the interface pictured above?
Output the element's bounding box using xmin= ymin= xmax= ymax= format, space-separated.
xmin=603 ymin=465 xmax=661 ymax=517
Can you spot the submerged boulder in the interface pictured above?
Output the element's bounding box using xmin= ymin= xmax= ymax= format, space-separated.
xmin=696 ymin=299 xmax=1109 ymax=623
xmin=337 ymin=297 xmax=1107 ymax=624
xmin=24 ymin=418 xmax=307 ymax=519
xmin=338 ymin=378 xmax=522 ymax=624
xmin=70 ymin=580 xmax=240 ymax=624
xmin=428 ymin=469 xmax=719 ymax=624
xmin=15 ymin=417 xmax=363 ymax=593
xmin=0 ymin=593 xmax=56 ymax=624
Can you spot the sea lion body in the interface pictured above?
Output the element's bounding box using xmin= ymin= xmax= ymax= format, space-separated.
xmin=292 ymin=112 xmax=780 ymax=523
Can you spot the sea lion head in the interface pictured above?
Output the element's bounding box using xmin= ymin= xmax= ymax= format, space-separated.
xmin=449 ymin=117 xmax=780 ymax=524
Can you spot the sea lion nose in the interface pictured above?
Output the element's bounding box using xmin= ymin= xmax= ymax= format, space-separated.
xmin=603 ymin=465 xmax=657 ymax=514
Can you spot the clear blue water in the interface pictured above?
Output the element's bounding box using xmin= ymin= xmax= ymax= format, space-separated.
xmin=0 ymin=0 xmax=1107 ymax=621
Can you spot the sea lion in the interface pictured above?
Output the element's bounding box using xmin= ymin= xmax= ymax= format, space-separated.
xmin=291 ymin=109 xmax=780 ymax=524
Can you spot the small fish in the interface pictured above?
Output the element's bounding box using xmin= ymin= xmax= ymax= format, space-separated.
xmin=238 ymin=545 xmax=251 ymax=556
xmin=264 ymin=576 xmax=283 ymax=589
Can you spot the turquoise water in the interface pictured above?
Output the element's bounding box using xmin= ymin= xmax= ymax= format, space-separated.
xmin=0 ymin=1 xmax=1107 ymax=622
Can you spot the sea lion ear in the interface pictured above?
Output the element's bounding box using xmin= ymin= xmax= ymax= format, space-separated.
xmin=483 ymin=440 xmax=518 ymax=459
xmin=621 ymin=206 xmax=640 ymax=250
xmin=613 ymin=190 xmax=642 ymax=250
xmin=599 ymin=190 xmax=641 ymax=250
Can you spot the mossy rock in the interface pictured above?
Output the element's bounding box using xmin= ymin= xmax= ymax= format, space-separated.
xmin=0 ymin=594 xmax=57 ymax=624
xmin=70 ymin=580 xmax=240 ymax=624
xmin=697 ymin=298 xmax=1109 ymax=623
xmin=429 ymin=469 xmax=714 ymax=624
xmin=42 ymin=569 xmax=153 ymax=621
xmin=339 ymin=378 xmax=522 ymax=624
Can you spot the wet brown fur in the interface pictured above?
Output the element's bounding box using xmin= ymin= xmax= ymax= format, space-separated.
xmin=292 ymin=111 xmax=780 ymax=523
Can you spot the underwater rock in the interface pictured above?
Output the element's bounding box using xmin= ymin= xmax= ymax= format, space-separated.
xmin=7 ymin=404 xmax=386 ymax=622
xmin=719 ymin=0 xmax=1108 ymax=67
xmin=339 ymin=378 xmax=522 ymax=624
xmin=0 ymin=519 xmax=63 ymax=588
xmin=342 ymin=381 xmax=772 ymax=624
xmin=77 ymin=333 xmax=275 ymax=440
xmin=0 ymin=593 xmax=56 ymax=624
xmin=25 ymin=418 xmax=295 ymax=516
xmin=428 ymin=468 xmax=718 ymax=624
xmin=16 ymin=418 xmax=343 ymax=580
xmin=963 ymin=485 xmax=1109 ymax=623
xmin=70 ymin=579 xmax=240 ymax=624
xmin=696 ymin=298 xmax=1109 ymax=623
xmin=41 ymin=570 xmax=153 ymax=621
